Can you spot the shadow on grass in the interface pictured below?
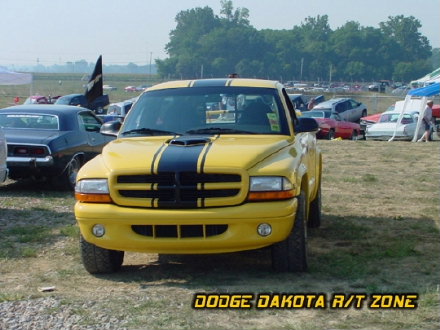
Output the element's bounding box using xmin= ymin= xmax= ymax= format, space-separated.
xmin=90 ymin=214 xmax=440 ymax=293
xmin=0 ymin=180 xmax=76 ymax=258
xmin=0 ymin=178 xmax=74 ymax=197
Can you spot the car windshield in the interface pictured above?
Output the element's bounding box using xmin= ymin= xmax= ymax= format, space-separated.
xmin=0 ymin=114 xmax=59 ymax=130
xmin=300 ymin=110 xmax=332 ymax=118
xmin=379 ymin=113 xmax=413 ymax=124
xmin=121 ymin=86 xmax=290 ymax=136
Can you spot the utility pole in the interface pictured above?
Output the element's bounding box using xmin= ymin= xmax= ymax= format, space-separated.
xmin=329 ymin=64 xmax=333 ymax=83
xmin=149 ymin=52 xmax=152 ymax=77
xmin=300 ymin=58 xmax=304 ymax=82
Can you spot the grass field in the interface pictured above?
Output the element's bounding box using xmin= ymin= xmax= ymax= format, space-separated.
xmin=0 ymin=72 xmax=408 ymax=114
xmin=1 ymin=139 xmax=439 ymax=329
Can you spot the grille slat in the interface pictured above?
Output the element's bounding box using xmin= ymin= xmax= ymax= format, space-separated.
xmin=132 ymin=224 xmax=228 ymax=238
xmin=116 ymin=172 xmax=242 ymax=208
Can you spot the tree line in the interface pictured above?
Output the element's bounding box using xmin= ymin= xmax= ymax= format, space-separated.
xmin=156 ymin=0 xmax=435 ymax=83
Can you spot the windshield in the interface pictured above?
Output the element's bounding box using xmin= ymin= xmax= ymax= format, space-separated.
xmin=121 ymin=86 xmax=290 ymax=136
xmin=0 ymin=114 xmax=59 ymax=130
xmin=379 ymin=113 xmax=414 ymax=124
xmin=300 ymin=110 xmax=332 ymax=118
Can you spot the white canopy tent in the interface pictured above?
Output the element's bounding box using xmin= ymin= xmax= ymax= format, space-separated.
xmin=0 ymin=67 xmax=33 ymax=85
xmin=410 ymin=68 xmax=440 ymax=87
xmin=388 ymin=82 xmax=440 ymax=142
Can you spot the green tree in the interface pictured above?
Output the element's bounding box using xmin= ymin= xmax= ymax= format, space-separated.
xmin=393 ymin=60 xmax=432 ymax=82
xmin=297 ymin=15 xmax=332 ymax=81
xmin=219 ymin=0 xmax=249 ymax=25
xmin=379 ymin=15 xmax=431 ymax=61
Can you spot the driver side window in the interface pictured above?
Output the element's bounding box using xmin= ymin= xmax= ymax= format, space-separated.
xmin=79 ymin=112 xmax=102 ymax=132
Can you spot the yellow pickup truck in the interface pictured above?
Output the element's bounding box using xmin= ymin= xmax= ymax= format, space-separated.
xmin=74 ymin=78 xmax=322 ymax=274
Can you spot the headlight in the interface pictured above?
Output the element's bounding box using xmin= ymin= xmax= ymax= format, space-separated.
xmin=250 ymin=176 xmax=293 ymax=191
xmin=75 ymin=179 xmax=112 ymax=203
xmin=248 ymin=176 xmax=294 ymax=201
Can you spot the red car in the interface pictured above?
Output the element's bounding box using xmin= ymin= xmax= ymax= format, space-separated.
xmin=301 ymin=110 xmax=362 ymax=140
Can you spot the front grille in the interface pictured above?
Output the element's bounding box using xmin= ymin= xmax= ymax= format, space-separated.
xmin=132 ymin=224 xmax=228 ymax=238
xmin=117 ymin=173 xmax=241 ymax=184
xmin=113 ymin=172 xmax=243 ymax=209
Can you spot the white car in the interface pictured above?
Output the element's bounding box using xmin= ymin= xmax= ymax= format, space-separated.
xmin=0 ymin=126 xmax=8 ymax=183
xmin=365 ymin=111 xmax=424 ymax=141
xmin=103 ymin=85 xmax=117 ymax=91
xmin=312 ymin=98 xmax=367 ymax=122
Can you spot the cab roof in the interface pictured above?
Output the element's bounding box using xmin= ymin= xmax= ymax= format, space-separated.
xmin=147 ymin=78 xmax=281 ymax=91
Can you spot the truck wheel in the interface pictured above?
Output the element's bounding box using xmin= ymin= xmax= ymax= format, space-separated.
xmin=271 ymin=191 xmax=308 ymax=272
xmin=308 ymin=184 xmax=321 ymax=228
xmin=80 ymin=235 xmax=124 ymax=274
xmin=58 ymin=156 xmax=82 ymax=190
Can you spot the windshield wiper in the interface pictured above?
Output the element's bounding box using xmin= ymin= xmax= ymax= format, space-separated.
xmin=121 ymin=128 xmax=181 ymax=136
xmin=185 ymin=127 xmax=257 ymax=134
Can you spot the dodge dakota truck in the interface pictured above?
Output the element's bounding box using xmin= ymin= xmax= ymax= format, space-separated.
xmin=74 ymin=78 xmax=322 ymax=273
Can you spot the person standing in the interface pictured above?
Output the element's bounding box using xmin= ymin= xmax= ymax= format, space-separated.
xmin=418 ymin=100 xmax=433 ymax=142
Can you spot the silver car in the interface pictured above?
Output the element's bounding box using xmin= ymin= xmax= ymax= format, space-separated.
xmin=0 ymin=126 xmax=8 ymax=183
xmin=365 ymin=111 xmax=424 ymax=141
xmin=312 ymin=98 xmax=367 ymax=122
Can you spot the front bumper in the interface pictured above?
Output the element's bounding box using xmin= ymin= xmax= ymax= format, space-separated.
xmin=75 ymin=199 xmax=297 ymax=254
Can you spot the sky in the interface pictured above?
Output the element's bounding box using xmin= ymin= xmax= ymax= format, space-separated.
xmin=0 ymin=0 xmax=439 ymax=67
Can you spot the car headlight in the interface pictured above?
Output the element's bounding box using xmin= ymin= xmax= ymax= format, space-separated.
xmin=247 ymin=176 xmax=295 ymax=201
xmin=75 ymin=179 xmax=112 ymax=203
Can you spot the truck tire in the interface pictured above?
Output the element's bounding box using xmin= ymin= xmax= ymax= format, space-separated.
xmin=308 ymin=184 xmax=321 ymax=228
xmin=271 ymin=191 xmax=308 ymax=272
xmin=80 ymin=235 xmax=124 ymax=274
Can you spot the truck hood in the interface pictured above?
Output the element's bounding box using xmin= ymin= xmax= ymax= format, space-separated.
xmin=101 ymin=135 xmax=291 ymax=173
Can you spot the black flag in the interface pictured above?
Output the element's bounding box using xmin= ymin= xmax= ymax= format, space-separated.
xmin=85 ymin=55 xmax=104 ymax=104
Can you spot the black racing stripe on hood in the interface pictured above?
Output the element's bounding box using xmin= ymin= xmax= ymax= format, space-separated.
xmin=156 ymin=142 xmax=207 ymax=208
xmin=192 ymin=79 xmax=229 ymax=87
xmin=157 ymin=143 xmax=205 ymax=173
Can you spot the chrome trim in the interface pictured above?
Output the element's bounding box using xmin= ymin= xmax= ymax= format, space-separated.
xmin=7 ymin=156 xmax=54 ymax=165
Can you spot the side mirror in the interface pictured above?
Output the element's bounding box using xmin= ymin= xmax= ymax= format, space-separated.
xmin=100 ymin=120 xmax=122 ymax=137
xmin=295 ymin=117 xmax=319 ymax=133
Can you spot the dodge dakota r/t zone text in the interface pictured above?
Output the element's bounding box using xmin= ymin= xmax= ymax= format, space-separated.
xmin=74 ymin=78 xmax=323 ymax=274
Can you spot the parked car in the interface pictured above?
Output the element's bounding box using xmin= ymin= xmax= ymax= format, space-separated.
xmin=23 ymin=95 xmax=60 ymax=105
xmin=391 ymin=86 xmax=410 ymax=95
xmin=74 ymin=77 xmax=323 ymax=274
xmin=103 ymin=85 xmax=117 ymax=91
xmin=288 ymin=94 xmax=325 ymax=112
xmin=433 ymin=105 xmax=440 ymax=138
xmin=300 ymin=110 xmax=362 ymax=140
xmin=288 ymin=94 xmax=309 ymax=111
xmin=312 ymin=98 xmax=367 ymax=123
xmin=368 ymin=80 xmax=391 ymax=93
xmin=55 ymin=93 xmax=109 ymax=114
xmin=135 ymin=84 xmax=151 ymax=91
xmin=365 ymin=110 xmax=424 ymax=141
xmin=0 ymin=105 xmax=114 ymax=189
xmin=124 ymin=86 xmax=137 ymax=92
xmin=360 ymin=105 xmax=395 ymax=133
xmin=0 ymin=126 xmax=7 ymax=183
xmin=101 ymin=99 xmax=135 ymax=122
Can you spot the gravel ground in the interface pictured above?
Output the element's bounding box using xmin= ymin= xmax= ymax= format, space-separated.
xmin=0 ymin=297 xmax=129 ymax=330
